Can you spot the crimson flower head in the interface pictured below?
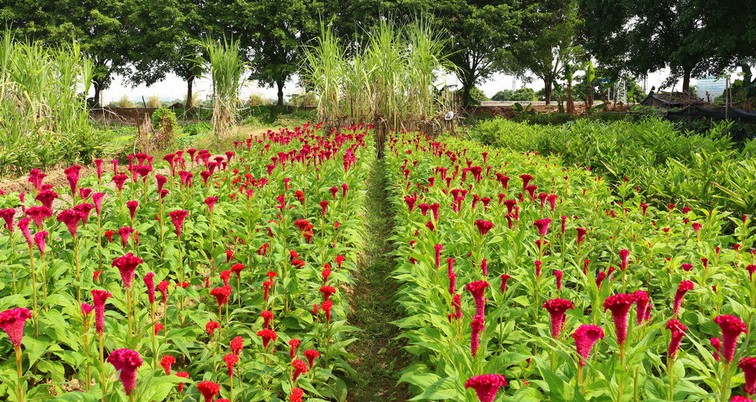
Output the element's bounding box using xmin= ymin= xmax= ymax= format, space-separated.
xmin=533 ymin=218 xmax=551 ymax=236
xmin=619 ymin=249 xmax=630 ymax=270
xmin=292 ymin=359 xmax=308 ymax=382
xmin=157 ymin=281 xmax=169 ymax=303
xmin=475 ymin=220 xmax=494 ymax=236
xmin=206 ymin=321 xmax=220 ymax=336
xmin=633 ymin=290 xmax=651 ymax=325
xmin=321 ymin=300 xmax=333 ymax=322
xmin=543 ymin=298 xmax=574 ymax=338
xmin=304 ymin=349 xmax=320 ymax=368
xmin=666 ymin=319 xmax=687 ymax=360
xmin=573 ymin=324 xmax=605 ymax=366
xmin=26 ymin=206 xmax=53 ymax=228
xmin=0 ymin=308 xmax=32 ymax=347
xmin=258 ymin=328 xmax=277 ymax=349
xmin=320 ymin=285 xmax=337 ymax=301
xmin=112 ymin=252 xmax=144 ymax=289
xmin=57 ymin=208 xmax=84 ymax=237
xmin=160 ymin=355 xmax=176 ymax=375
xmin=289 ymin=338 xmax=301 ymax=359
xmin=197 ymin=380 xmax=220 ymax=402
xmin=91 ymin=290 xmax=112 ymax=334
xmin=465 ymin=374 xmax=508 ymax=402
xmin=576 ymin=227 xmax=587 ymax=244
xmin=210 ymin=285 xmax=232 ymax=306
xmin=470 ymin=315 xmax=485 ymax=357
xmin=64 ymin=164 xmax=82 ymax=196
xmin=731 ymin=396 xmax=755 ymax=402
xmin=107 ymin=348 xmax=143 ymax=395
xmin=113 ymin=173 xmax=129 ymax=191
xmin=231 ymin=336 xmax=244 ymax=355
xmin=204 ymin=196 xmax=218 ymax=212
xmin=28 ymin=168 xmax=46 ymax=191
xmin=290 ymin=388 xmax=305 ymax=402
xmin=520 ymin=173 xmax=533 ymax=189
xmin=434 ymin=244 xmax=443 ymax=269
xmin=261 ymin=310 xmax=274 ymax=329
xmin=713 ymin=314 xmax=749 ymax=363
xmin=0 ymin=208 xmax=15 ymax=232
xmin=144 ymin=272 xmax=156 ymax=304
xmin=34 ymin=231 xmax=48 ymax=255
xmin=168 ymin=209 xmax=189 ymax=236
xmin=126 ymin=200 xmax=139 ymax=220
xmin=603 ymin=293 xmax=636 ymax=345
xmin=319 ymin=200 xmax=329 ymax=215
xmin=739 ymin=357 xmax=756 ymax=395
xmin=500 ymin=274 xmax=511 ymax=292
xmin=673 ymin=280 xmax=695 ymax=315
xmin=466 ymin=280 xmax=490 ymax=317
xmin=223 ymin=353 xmax=239 ymax=377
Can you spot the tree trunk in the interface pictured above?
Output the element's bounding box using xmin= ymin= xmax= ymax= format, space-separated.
xmin=544 ymin=78 xmax=553 ymax=105
xmin=185 ymin=76 xmax=194 ymax=109
xmin=92 ymin=82 xmax=102 ymax=108
xmin=587 ymin=84 xmax=594 ymax=109
xmin=461 ymin=82 xmax=472 ymax=108
xmin=566 ymin=78 xmax=574 ymax=114
xmin=682 ymin=67 xmax=692 ymax=93
xmin=276 ymin=80 xmax=285 ymax=107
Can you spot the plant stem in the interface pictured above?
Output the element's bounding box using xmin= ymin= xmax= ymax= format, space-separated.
xmin=15 ymin=344 xmax=24 ymax=402
xmin=719 ymin=362 xmax=731 ymax=402
xmin=667 ymin=357 xmax=675 ymax=401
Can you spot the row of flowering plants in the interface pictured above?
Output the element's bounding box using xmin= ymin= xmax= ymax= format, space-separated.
xmin=0 ymin=123 xmax=372 ymax=401
xmin=385 ymin=132 xmax=756 ymax=401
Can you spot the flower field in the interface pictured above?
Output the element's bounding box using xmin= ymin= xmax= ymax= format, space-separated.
xmin=0 ymin=123 xmax=371 ymax=401
xmin=386 ymin=133 xmax=756 ymax=401
xmin=1 ymin=123 xmax=756 ymax=402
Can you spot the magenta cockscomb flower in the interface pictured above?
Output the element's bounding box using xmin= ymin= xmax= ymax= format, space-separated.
xmin=500 ymin=274 xmax=511 ymax=292
xmin=320 ymin=285 xmax=337 ymax=301
xmin=577 ymin=227 xmax=587 ymax=244
xmin=673 ymin=280 xmax=695 ymax=315
xmin=64 ymin=164 xmax=82 ymax=196
xmin=144 ymin=272 xmax=156 ymax=304
xmin=475 ymin=220 xmax=494 ymax=236
xmin=666 ymin=319 xmax=687 ymax=360
xmin=0 ymin=208 xmax=15 ymax=232
xmin=618 ymin=249 xmax=630 ymax=270
xmin=160 ymin=355 xmax=176 ymax=375
xmin=434 ymin=244 xmax=443 ymax=269
xmin=603 ymin=293 xmax=636 ymax=345
xmin=554 ymin=270 xmax=563 ymax=291
xmin=739 ymin=357 xmax=756 ymax=395
xmin=731 ymin=396 xmax=755 ymax=402
xmin=466 ymin=280 xmax=490 ymax=317
xmin=107 ymin=348 xmax=143 ymax=395
xmin=112 ymin=252 xmax=144 ymax=289
xmin=288 ymin=338 xmax=300 ymax=359
xmin=57 ymin=209 xmax=84 ymax=237
xmin=633 ymin=290 xmax=651 ymax=325
xmin=465 ymin=374 xmax=508 ymax=402
xmin=533 ymin=218 xmax=551 ymax=236
xmin=258 ymin=328 xmax=277 ymax=349
xmin=126 ymin=200 xmax=139 ymax=221
xmin=573 ymin=324 xmax=605 ymax=366
xmin=168 ymin=209 xmax=189 ymax=237
xmin=0 ymin=308 xmax=32 ymax=347
xmin=470 ymin=314 xmax=485 ymax=357
xmin=197 ymin=380 xmax=220 ymax=402
xmin=26 ymin=206 xmax=53 ymax=228
xmin=91 ymin=290 xmax=112 ymax=335
xmin=28 ymin=168 xmax=46 ymax=191
xmin=34 ymin=230 xmax=48 ymax=255
xmin=204 ymin=196 xmax=218 ymax=212
xmin=713 ymin=314 xmax=749 ymax=363
xmin=543 ymin=298 xmax=575 ymax=338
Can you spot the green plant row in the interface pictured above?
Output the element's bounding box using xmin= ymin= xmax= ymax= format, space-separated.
xmin=470 ymin=118 xmax=756 ymax=217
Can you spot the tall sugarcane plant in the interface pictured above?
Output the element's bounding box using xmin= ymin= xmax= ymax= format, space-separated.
xmin=205 ymin=38 xmax=245 ymax=138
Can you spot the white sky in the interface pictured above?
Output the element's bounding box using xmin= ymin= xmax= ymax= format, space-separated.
xmin=100 ymin=68 xmax=681 ymax=104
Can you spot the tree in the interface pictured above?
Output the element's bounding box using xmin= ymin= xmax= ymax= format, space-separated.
xmin=491 ymin=88 xmax=536 ymax=101
xmin=511 ymin=0 xmax=582 ymax=105
xmin=430 ymin=0 xmax=522 ymax=107
xmin=578 ymin=0 xmax=755 ymax=93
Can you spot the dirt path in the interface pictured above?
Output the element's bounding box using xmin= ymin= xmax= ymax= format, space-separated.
xmin=347 ymin=157 xmax=411 ymax=402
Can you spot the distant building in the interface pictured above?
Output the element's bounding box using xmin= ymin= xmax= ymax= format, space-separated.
xmin=640 ymin=92 xmax=705 ymax=108
xmin=696 ymin=76 xmax=727 ymax=101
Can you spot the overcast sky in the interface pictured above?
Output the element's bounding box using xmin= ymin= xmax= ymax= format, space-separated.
xmin=99 ymin=68 xmax=683 ymax=105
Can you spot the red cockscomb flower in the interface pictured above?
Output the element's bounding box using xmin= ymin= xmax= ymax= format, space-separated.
xmin=112 ymin=252 xmax=144 ymax=289
xmin=666 ymin=319 xmax=687 ymax=360
xmin=144 ymin=272 xmax=156 ymax=304
xmin=320 ymin=285 xmax=337 ymax=301
xmin=107 ymin=348 xmax=143 ymax=395
xmin=210 ymin=285 xmax=232 ymax=307
xmin=205 ymin=196 xmax=218 ymax=212
xmin=231 ymin=336 xmax=244 ymax=355
xmin=160 ymin=355 xmax=176 ymax=375
xmin=223 ymin=353 xmax=239 ymax=377
xmin=465 ymin=374 xmax=508 ymax=402
xmin=573 ymin=324 xmax=605 ymax=366
xmin=466 ymin=280 xmax=489 ymax=317
xmin=713 ymin=314 xmax=749 ymax=363
xmin=91 ymin=290 xmax=112 ymax=335
xmin=292 ymin=359 xmax=308 ymax=382
xmin=290 ymin=388 xmax=305 ymax=402
xmin=26 ymin=206 xmax=53 ymax=228
xmin=168 ymin=210 xmax=189 ymax=237
xmin=619 ymin=249 xmax=630 ymax=271
xmin=206 ymin=321 xmax=220 ymax=336
xmin=57 ymin=208 xmax=84 ymax=237
xmin=289 ymin=338 xmax=300 ymax=359
xmin=533 ymin=218 xmax=551 ymax=236
xmin=543 ymin=298 xmax=574 ymax=339
xmin=258 ymin=328 xmax=277 ymax=349
xmin=304 ymin=349 xmax=320 ymax=368
xmin=673 ymin=280 xmax=694 ymax=315
xmin=603 ymin=293 xmax=636 ymax=346
xmin=126 ymin=200 xmax=139 ymax=221
xmin=739 ymin=357 xmax=756 ymax=395
xmin=470 ymin=314 xmax=485 ymax=357
xmin=0 ymin=308 xmax=32 ymax=347
xmin=475 ymin=220 xmax=494 ymax=236
xmin=197 ymin=380 xmax=220 ymax=402
xmin=231 ymin=263 xmax=245 ymax=278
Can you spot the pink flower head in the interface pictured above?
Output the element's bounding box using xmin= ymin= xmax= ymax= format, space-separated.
xmin=35 ymin=189 xmax=58 ymax=210
xmin=91 ymin=289 xmax=112 ymax=334
xmin=322 ymin=299 xmax=334 ymax=322
xmin=534 ymin=218 xmax=551 ymax=236
xmin=160 ymin=355 xmax=176 ymax=375
xmin=81 ymin=302 xmax=93 ymax=317
xmin=465 ymin=374 xmax=508 ymax=402
xmin=739 ymin=357 xmax=756 ymax=395
xmin=0 ymin=208 xmax=15 ymax=232
xmin=573 ymin=324 xmax=605 ymax=366
xmin=466 ymin=280 xmax=490 ymax=317
xmin=112 ymin=252 xmax=143 ymax=289
xmin=434 ymin=244 xmax=443 ymax=269
xmin=118 ymin=226 xmax=133 ymax=247
xmin=633 ymin=290 xmax=650 ymax=325
xmin=126 ymin=200 xmax=139 ymax=220
xmin=713 ymin=314 xmax=749 ymax=363
xmin=168 ymin=209 xmax=189 ymax=236
xmin=231 ymin=336 xmax=244 ymax=355
xmin=0 ymin=308 xmax=32 ymax=347
xmin=204 ymin=196 xmax=218 ymax=212
xmin=28 ymin=168 xmax=46 ymax=191
xmin=603 ymin=293 xmax=636 ymax=345
xmin=197 ymin=380 xmax=220 ymax=402
xmin=144 ymin=272 xmax=156 ymax=304
xmin=470 ymin=314 xmax=485 ymax=357
xmin=576 ymin=227 xmax=587 ymax=244
xmin=673 ymin=280 xmax=694 ymax=315
xmin=157 ymin=281 xmax=169 ymax=304
xmin=619 ymin=249 xmax=630 ymax=270
xmin=258 ymin=328 xmax=277 ymax=349
xmin=57 ymin=208 xmax=84 ymax=237
xmin=64 ymin=164 xmax=82 ymax=196
xmin=475 ymin=220 xmax=494 ymax=236
xmin=543 ymin=298 xmax=574 ymax=338
xmin=34 ymin=230 xmax=48 ymax=255
xmin=731 ymin=396 xmax=755 ymax=402
xmin=26 ymin=206 xmax=53 ymax=228
xmin=500 ymin=274 xmax=511 ymax=292
xmin=304 ymin=349 xmax=320 ymax=368
xmin=176 ymin=371 xmax=189 ymax=393
xmin=520 ymin=173 xmax=533 ymax=189
xmin=554 ymin=270 xmax=563 ymax=291
xmin=666 ymin=319 xmax=687 ymax=360
xmin=107 ymin=349 xmax=142 ymax=395
xmin=223 ymin=353 xmax=239 ymax=377
xmin=18 ymin=217 xmax=33 ymax=247
xmin=319 ymin=199 xmax=329 ymax=215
